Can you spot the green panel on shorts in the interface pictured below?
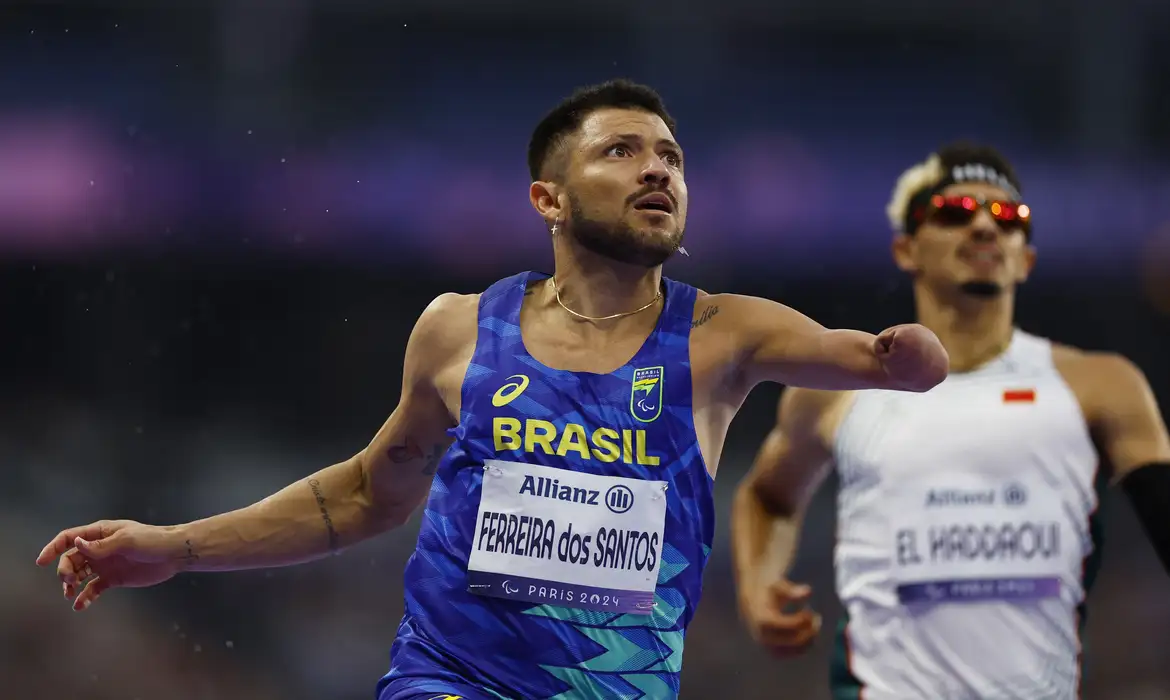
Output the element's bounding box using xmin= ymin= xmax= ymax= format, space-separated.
xmin=829 ymin=615 xmax=863 ymax=700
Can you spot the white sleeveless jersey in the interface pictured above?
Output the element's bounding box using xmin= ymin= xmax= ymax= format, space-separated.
xmin=828 ymin=331 xmax=1105 ymax=700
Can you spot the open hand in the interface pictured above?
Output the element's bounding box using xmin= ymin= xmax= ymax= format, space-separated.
xmin=36 ymin=520 xmax=187 ymax=611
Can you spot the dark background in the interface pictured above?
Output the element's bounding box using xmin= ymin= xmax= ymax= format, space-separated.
xmin=3 ymin=2 xmax=1169 ymax=698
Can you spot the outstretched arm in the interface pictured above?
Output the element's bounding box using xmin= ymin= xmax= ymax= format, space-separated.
xmin=37 ymin=293 xmax=470 ymax=575
xmin=712 ymin=294 xmax=949 ymax=393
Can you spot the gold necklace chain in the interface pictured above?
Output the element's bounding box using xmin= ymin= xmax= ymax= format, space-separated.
xmin=550 ymin=276 xmax=662 ymax=322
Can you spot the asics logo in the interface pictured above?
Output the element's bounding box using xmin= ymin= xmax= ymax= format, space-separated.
xmin=492 ymin=374 xmax=530 ymax=408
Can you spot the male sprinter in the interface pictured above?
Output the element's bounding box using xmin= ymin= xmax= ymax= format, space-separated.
xmin=37 ymin=81 xmax=949 ymax=700
xmin=733 ymin=142 xmax=1170 ymax=700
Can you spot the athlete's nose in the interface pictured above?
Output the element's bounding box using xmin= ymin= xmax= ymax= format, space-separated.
xmin=968 ymin=208 xmax=1000 ymax=241
xmin=639 ymin=157 xmax=671 ymax=188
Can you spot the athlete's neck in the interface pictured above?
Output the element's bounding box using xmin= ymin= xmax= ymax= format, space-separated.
xmin=914 ymin=283 xmax=1016 ymax=373
xmin=550 ymin=237 xmax=663 ymax=321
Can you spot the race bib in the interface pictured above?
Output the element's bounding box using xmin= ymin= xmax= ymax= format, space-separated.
xmin=466 ymin=459 xmax=668 ymax=615
xmin=889 ymin=474 xmax=1068 ymax=605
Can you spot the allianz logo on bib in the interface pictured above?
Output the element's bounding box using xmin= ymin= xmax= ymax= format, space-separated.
xmin=519 ymin=475 xmax=635 ymax=514
xmin=925 ymin=483 xmax=1028 ymax=508
xmin=925 ymin=489 xmax=995 ymax=507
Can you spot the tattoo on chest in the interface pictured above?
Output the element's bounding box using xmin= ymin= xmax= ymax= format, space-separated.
xmin=692 ymin=305 xmax=719 ymax=329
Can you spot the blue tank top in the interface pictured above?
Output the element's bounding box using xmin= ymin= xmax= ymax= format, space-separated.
xmin=378 ymin=271 xmax=715 ymax=700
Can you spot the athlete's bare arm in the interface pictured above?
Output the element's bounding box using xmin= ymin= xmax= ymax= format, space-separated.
xmin=35 ymin=293 xmax=477 ymax=608
xmin=1085 ymin=356 xmax=1170 ymax=477
xmin=731 ymin=387 xmax=842 ymax=655
xmin=706 ymin=294 xmax=949 ymax=394
xmin=1055 ymin=347 xmax=1170 ymax=575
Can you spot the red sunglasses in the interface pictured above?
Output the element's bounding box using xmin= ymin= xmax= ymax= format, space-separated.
xmin=917 ymin=194 xmax=1032 ymax=235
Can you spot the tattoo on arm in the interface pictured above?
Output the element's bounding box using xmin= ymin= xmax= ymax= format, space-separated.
xmin=421 ymin=443 xmax=443 ymax=476
xmin=387 ymin=437 xmax=424 ymax=463
xmin=692 ymin=305 xmax=720 ymax=329
xmin=181 ymin=539 xmax=199 ymax=567
xmin=387 ymin=436 xmax=445 ymax=476
xmin=307 ymin=478 xmax=340 ymax=552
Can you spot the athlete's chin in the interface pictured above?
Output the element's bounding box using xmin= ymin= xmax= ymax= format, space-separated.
xmin=628 ymin=214 xmax=680 ymax=234
xmin=640 ymin=235 xmax=684 ymax=261
xmin=956 ymin=278 xmax=1008 ymax=298
xmin=630 ymin=224 xmax=682 ymax=247
xmin=635 ymin=223 xmax=680 ymax=237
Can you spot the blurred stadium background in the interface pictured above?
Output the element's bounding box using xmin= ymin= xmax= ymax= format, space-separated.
xmin=3 ymin=1 xmax=1169 ymax=698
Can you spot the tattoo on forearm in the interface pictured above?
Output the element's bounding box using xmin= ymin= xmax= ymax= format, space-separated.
xmin=692 ymin=305 xmax=719 ymax=329
xmin=182 ymin=539 xmax=199 ymax=566
xmin=307 ymin=478 xmax=340 ymax=552
xmin=387 ymin=436 xmax=445 ymax=476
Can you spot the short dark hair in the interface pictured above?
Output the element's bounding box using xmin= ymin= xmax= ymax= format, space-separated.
xmin=527 ymin=79 xmax=677 ymax=182
xmin=935 ymin=141 xmax=1022 ymax=193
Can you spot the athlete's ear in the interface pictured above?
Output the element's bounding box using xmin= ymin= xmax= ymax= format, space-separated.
xmin=530 ymin=181 xmax=565 ymax=228
xmin=891 ymin=233 xmax=919 ymax=274
xmin=1017 ymin=242 xmax=1037 ymax=283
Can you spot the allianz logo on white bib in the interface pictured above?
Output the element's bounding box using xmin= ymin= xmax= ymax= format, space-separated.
xmin=519 ymin=474 xmax=635 ymax=514
xmin=924 ymin=482 xmax=1028 ymax=508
